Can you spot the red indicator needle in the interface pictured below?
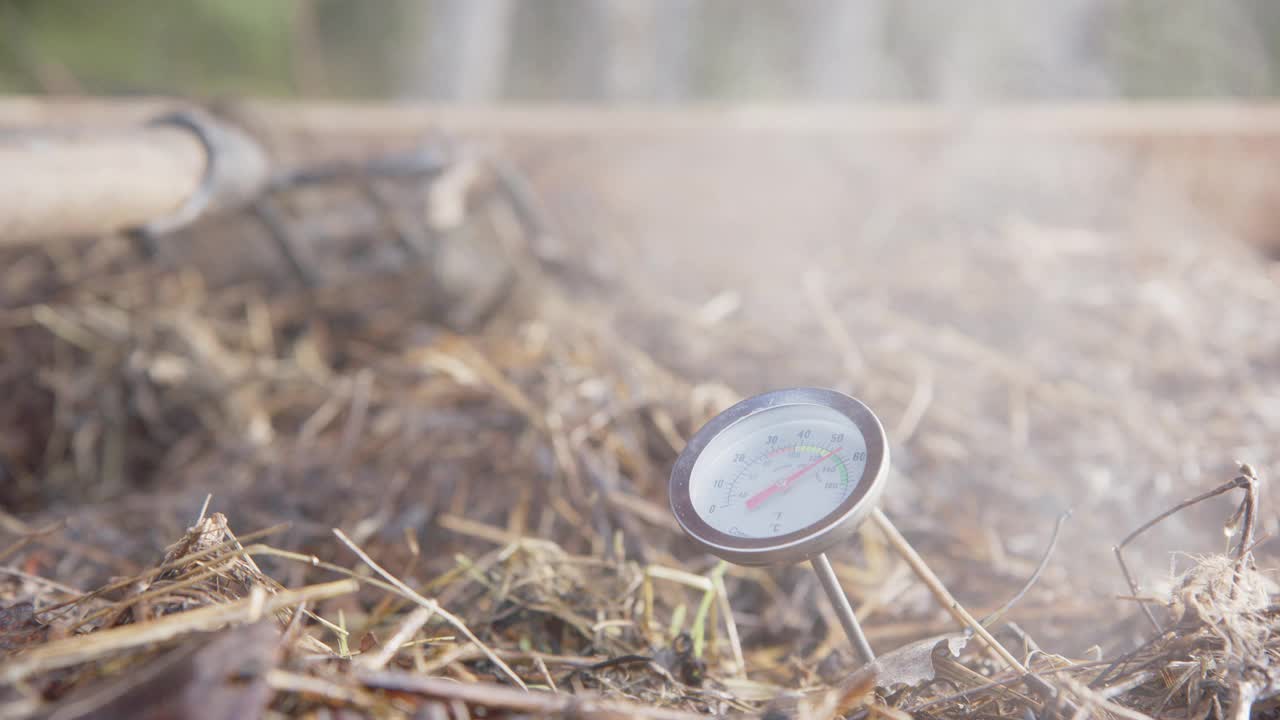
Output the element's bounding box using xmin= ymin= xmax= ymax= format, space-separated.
xmin=745 ymin=447 xmax=842 ymax=510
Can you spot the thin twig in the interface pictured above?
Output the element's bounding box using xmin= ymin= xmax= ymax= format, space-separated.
xmin=356 ymin=670 xmax=713 ymax=720
xmin=871 ymin=508 xmax=1028 ymax=676
xmin=981 ymin=509 xmax=1071 ymax=628
xmin=331 ymin=528 xmax=528 ymax=690
xmin=1113 ymin=472 xmax=1255 ymax=632
xmin=267 ymin=668 xmax=384 ymax=711
xmin=1 ymin=579 xmax=357 ymax=684
xmin=711 ymin=569 xmax=746 ymax=677
xmin=361 ymin=604 xmax=438 ymax=670
xmin=535 ymin=655 xmax=558 ymax=693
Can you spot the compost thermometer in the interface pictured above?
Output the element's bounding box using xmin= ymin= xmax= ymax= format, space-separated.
xmin=669 ymin=387 xmax=889 ymax=664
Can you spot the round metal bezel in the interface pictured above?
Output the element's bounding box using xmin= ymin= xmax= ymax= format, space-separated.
xmin=669 ymin=387 xmax=889 ymax=566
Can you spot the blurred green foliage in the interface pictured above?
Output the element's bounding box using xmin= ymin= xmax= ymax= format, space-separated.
xmin=0 ymin=0 xmax=418 ymax=97
xmin=1 ymin=0 xmax=295 ymax=95
xmin=1 ymin=0 xmax=1278 ymax=100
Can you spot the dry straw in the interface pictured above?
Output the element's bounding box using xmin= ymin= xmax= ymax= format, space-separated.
xmin=2 ymin=115 xmax=1279 ymax=719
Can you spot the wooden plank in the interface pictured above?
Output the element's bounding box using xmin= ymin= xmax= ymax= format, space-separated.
xmin=6 ymin=99 xmax=1280 ymax=137
xmin=0 ymin=109 xmax=269 ymax=242
xmin=2 ymin=99 xmax=1279 ymax=250
xmin=0 ymin=124 xmax=204 ymax=242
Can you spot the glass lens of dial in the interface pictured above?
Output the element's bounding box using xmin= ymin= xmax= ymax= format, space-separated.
xmin=688 ymin=404 xmax=868 ymax=539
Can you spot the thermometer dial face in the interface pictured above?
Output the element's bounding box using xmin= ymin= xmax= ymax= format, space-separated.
xmin=669 ymin=388 xmax=889 ymax=566
xmin=689 ymin=404 xmax=867 ymax=538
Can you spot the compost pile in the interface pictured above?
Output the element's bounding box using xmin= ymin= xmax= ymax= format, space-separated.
xmin=2 ymin=117 xmax=1280 ymax=719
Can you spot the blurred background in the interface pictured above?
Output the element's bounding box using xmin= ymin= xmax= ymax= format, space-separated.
xmin=3 ymin=0 xmax=1280 ymax=102
xmin=3 ymin=3 xmax=1280 ymax=710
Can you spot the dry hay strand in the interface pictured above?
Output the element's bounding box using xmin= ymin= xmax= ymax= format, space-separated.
xmin=1 ymin=124 xmax=1279 ymax=719
xmin=0 ymin=505 xmax=743 ymax=717
xmin=0 ymin=132 xmax=755 ymax=717
xmin=1093 ymin=554 xmax=1280 ymax=720
xmin=5 ymin=470 xmax=1275 ymax=717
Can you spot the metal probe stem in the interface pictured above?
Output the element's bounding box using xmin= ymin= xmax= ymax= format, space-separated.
xmin=811 ymin=552 xmax=875 ymax=665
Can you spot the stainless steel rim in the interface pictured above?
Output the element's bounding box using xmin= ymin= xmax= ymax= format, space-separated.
xmin=668 ymin=387 xmax=890 ymax=566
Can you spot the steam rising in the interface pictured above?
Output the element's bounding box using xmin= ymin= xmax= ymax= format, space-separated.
xmin=446 ymin=3 xmax=1280 ymax=624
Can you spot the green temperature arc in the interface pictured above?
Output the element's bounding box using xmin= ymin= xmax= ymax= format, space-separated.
xmin=767 ymin=443 xmax=851 ymax=486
